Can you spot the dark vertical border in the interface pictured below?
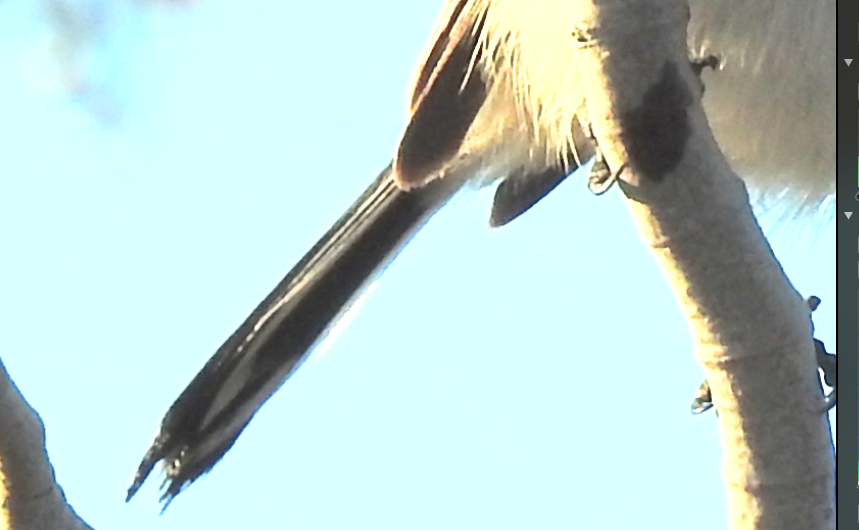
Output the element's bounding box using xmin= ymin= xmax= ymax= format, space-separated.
xmin=837 ymin=0 xmax=856 ymax=524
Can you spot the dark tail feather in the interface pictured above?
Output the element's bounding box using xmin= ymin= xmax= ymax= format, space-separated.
xmin=127 ymin=163 xmax=459 ymax=506
xmin=489 ymin=115 xmax=594 ymax=228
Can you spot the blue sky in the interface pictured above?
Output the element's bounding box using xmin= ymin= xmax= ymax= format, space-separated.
xmin=0 ymin=1 xmax=835 ymax=529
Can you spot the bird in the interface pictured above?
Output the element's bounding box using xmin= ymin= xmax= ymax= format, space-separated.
xmin=127 ymin=0 xmax=834 ymax=506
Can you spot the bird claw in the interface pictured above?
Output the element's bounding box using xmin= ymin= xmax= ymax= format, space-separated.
xmin=690 ymin=54 xmax=720 ymax=77
xmin=587 ymin=153 xmax=616 ymax=195
xmin=815 ymin=338 xmax=836 ymax=412
xmin=689 ymin=54 xmax=720 ymax=96
xmin=584 ymin=123 xmax=623 ymax=196
xmin=690 ymin=379 xmax=713 ymax=415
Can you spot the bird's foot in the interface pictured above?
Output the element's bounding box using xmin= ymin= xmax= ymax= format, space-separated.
xmin=689 ymin=54 xmax=720 ymax=96
xmin=690 ymin=379 xmax=713 ymax=415
xmin=690 ymin=54 xmax=720 ymax=77
xmin=808 ymin=296 xmax=836 ymax=412
xmin=814 ymin=338 xmax=836 ymax=412
xmin=587 ymin=152 xmax=615 ymax=195
xmin=585 ymin=123 xmax=624 ymax=195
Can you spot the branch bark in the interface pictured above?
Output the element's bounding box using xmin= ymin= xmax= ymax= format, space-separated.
xmin=569 ymin=1 xmax=834 ymax=529
xmin=0 ymin=357 xmax=94 ymax=530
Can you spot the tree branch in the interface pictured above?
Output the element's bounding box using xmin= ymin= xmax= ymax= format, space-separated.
xmin=0 ymin=357 xmax=94 ymax=530
xmin=569 ymin=1 xmax=834 ymax=528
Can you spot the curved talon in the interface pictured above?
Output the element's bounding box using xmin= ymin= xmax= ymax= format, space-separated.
xmin=587 ymin=157 xmax=613 ymax=195
xmin=587 ymin=157 xmax=624 ymax=196
xmin=808 ymin=298 xmax=836 ymax=412
xmin=822 ymin=392 xmax=836 ymax=412
xmin=583 ymin=123 xmax=620 ymax=196
xmin=807 ymin=295 xmax=821 ymax=312
xmin=814 ymin=338 xmax=836 ymax=412
xmin=690 ymin=379 xmax=713 ymax=415
xmin=690 ymin=54 xmax=720 ymax=77
xmin=689 ymin=54 xmax=720 ymax=96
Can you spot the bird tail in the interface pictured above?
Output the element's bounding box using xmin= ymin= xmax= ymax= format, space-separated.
xmin=127 ymin=163 xmax=460 ymax=506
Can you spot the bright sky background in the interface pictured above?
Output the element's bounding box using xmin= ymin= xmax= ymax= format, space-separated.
xmin=0 ymin=1 xmax=835 ymax=529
